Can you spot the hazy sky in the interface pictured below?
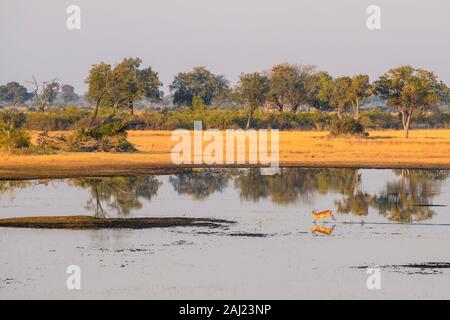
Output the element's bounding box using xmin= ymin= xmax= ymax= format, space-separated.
xmin=1 ymin=0 xmax=449 ymax=94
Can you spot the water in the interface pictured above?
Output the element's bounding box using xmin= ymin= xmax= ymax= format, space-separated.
xmin=1 ymin=168 xmax=450 ymax=299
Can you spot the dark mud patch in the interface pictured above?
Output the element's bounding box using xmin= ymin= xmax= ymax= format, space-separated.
xmin=200 ymin=231 xmax=270 ymax=238
xmin=228 ymin=232 xmax=269 ymax=238
xmin=0 ymin=215 xmax=235 ymax=230
xmin=354 ymin=262 xmax=450 ymax=275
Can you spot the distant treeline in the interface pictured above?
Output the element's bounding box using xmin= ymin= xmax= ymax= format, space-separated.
xmin=1 ymin=59 xmax=449 ymax=139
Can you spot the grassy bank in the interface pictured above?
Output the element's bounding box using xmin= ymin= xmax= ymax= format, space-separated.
xmin=0 ymin=215 xmax=234 ymax=230
xmin=1 ymin=129 xmax=450 ymax=179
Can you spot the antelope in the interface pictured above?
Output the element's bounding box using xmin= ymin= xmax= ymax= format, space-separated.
xmin=310 ymin=210 xmax=336 ymax=223
xmin=311 ymin=224 xmax=335 ymax=236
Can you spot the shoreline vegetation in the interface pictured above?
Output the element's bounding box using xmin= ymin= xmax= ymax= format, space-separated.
xmin=0 ymin=215 xmax=235 ymax=230
xmin=1 ymin=129 xmax=450 ymax=180
xmin=1 ymin=63 xmax=449 ymax=179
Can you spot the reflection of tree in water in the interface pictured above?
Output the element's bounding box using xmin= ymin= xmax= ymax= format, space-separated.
xmin=169 ymin=169 xmax=230 ymax=200
xmin=232 ymin=168 xmax=448 ymax=222
xmin=1 ymin=168 xmax=447 ymax=223
xmin=234 ymin=169 xmax=270 ymax=202
xmin=318 ymin=169 xmax=373 ymax=216
xmin=371 ymin=169 xmax=448 ymax=223
xmin=234 ymin=168 xmax=322 ymax=205
xmin=0 ymin=180 xmax=34 ymax=200
xmin=70 ymin=176 xmax=161 ymax=217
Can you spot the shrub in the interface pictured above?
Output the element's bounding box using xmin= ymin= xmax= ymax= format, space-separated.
xmin=24 ymin=107 xmax=90 ymax=131
xmin=68 ymin=117 xmax=136 ymax=152
xmin=359 ymin=108 xmax=400 ymax=129
xmin=330 ymin=116 xmax=367 ymax=137
xmin=0 ymin=111 xmax=31 ymax=153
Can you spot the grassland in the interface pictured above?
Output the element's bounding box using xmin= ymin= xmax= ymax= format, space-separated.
xmin=1 ymin=129 xmax=450 ymax=179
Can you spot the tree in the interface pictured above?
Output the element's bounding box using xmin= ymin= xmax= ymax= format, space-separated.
xmin=85 ymin=62 xmax=113 ymax=128
xmin=329 ymin=76 xmax=352 ymax=119
xmin=267 ymin=63 xmax=316 ymax=112
xmin=238 ymin=72 xmax=270 ymax=129
xmin=169 ymin=170 xmax=229 ymax=200
xmin=61 ymin=84 xmax=78 ymax=106
xmin=29 ymin=77 xmax=62 ymax=112
xmin=310 ymin=71 xmax=333 ymax=111
xmin=0 ymin=111 xmax=30 ymax=153
xmin=0 ymin=82 xmax=33 ymax=107
xmin=169 ymin=66 xmax=229 ymax=106
xmin=108 ymin=57 xmax=143 ymax=115
xmin=348 ymin=74 xmax=371 ymax=120
xmin=139 ymin=66 xmax=163 ymax=102
xmin=371 ymin=169 xmax=448 ymax=222
xmin=86 ymin=58 xmax=163 ymax=127
xmin=191 ymin=96 xmax=206 ymax=112
xmin=374 ymin=66 xmax=447 ymax=138
xmin=71 ymin=176 xmax=161 ymax=217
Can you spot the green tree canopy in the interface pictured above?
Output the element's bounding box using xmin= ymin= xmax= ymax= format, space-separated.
xmin=169 ymin=66 xmax=229 ymax=106
xmin=374 ymin=65 xmax=447 ymax=138
xmin=237 ymin=72 xmax=270 ymax=129
xmin=85 ymin=58 xmax=162 ymax=127
xmin=0 ymin=82 xmax=33 ymax=107
xmin=310 ymin=71 xmax=333 ymax=111
xmin=85 ymin=62 xmax=113 ymax=128
xmin=61 ymin=84 xmax=79 ymax=106
xmin=348 ymin=74 xmax=371 ymax=119
xmin=329 ymin=76 xmax=352 ymax=119
xmin=267 ymin=63 xmax=316 ymax=112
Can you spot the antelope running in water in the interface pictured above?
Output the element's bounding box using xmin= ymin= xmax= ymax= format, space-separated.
xmin=310 ymin=210 xmax=336 ymax=223
xmin=311 ymin=224 xmax=335 ymax=236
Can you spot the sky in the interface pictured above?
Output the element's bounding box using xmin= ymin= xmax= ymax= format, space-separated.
xmin=0 ymin=0 xmax=449 ymax=95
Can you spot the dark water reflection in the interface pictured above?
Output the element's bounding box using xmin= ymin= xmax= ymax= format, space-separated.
xmin=0 ymin=168 xmax=448 ymax=223
xmin=69 ymin=177 xmax=161 ymax=217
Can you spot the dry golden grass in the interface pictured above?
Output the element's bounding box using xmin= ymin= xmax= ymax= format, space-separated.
xmin=1 ymin=129 xmax=450 ymax=179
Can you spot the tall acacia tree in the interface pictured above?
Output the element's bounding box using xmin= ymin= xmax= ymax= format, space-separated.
xmin=310 ymin=71 xmax=333 ymax=111
xmin=348 ymin=74 xmax=371 ymax=120
xmin=267 ymin=63 xmax=316 ymax=112
xmin=238 ymin=72 xmax=270 ymax=129
xmin=86 ymin=58 xmax=162 ymax=127
xmin=329 ymin=76 xmax=352 ymax=119
xmin=139 ymin=66 xmax=163 ymax=102
xmin=85 ymin=62 xmax=113 ymax=128
xmin=169 ymin=66 xmax=229 ymax=106
xmin=108 ymin=57 xmax=144 ymax=115
xmin=374 ymin=66 xmax=447 ymax=138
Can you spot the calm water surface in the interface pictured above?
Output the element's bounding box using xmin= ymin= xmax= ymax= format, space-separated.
xmin=1 ymin=168 xmax=450 ymax=299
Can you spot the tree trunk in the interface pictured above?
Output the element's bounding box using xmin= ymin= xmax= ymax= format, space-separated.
xmin=403 ymin=123 xmax=410 ymax=139
xmin=246 ymin=108 xmax=254 ymax=129
xmin=88 ymin=100 xmax=101 ymax=130
xmin=129 ymin=101 xmax=134 ymax=115
xmin=401 ymin=109 xmax=411 ymax=139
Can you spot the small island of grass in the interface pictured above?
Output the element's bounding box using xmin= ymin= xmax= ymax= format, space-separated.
xmin=0 ymin=215 xmax=234 ymax=230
